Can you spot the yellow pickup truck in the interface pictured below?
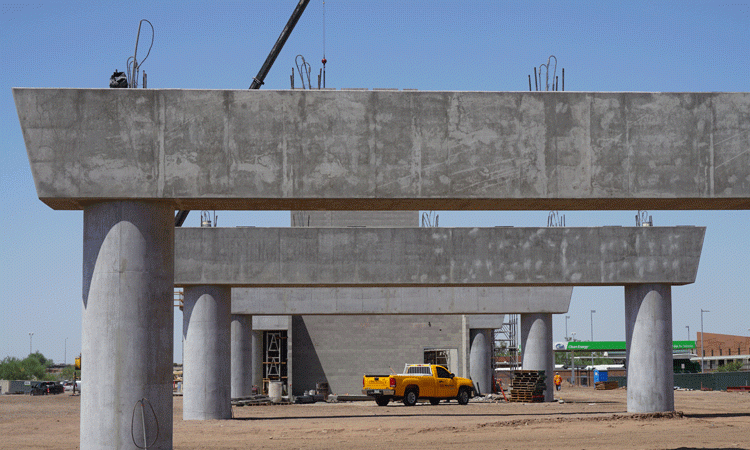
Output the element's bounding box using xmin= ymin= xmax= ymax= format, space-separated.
xmin=362 ymin=364 xmax=476 ymax=406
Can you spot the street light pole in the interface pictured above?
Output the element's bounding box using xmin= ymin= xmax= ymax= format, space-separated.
xmin=590 ymin=310 xmax=596 ymax=341
xmin=565 ymin=315 xmax=570 ymax=340
xmin=29 ymin=332 xmax=33 ymax=355
xmin=64 ymin=337 xmax=68 ymax=365
xmin=571 ymin=332 xmax=576 ymax=386
xmin=686 ymin=325 xmax=690 ymax=341
xmin=700 ymin=309 xmax=709 ymax=373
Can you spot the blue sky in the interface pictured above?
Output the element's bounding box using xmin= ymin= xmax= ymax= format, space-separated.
xmin=1 ymin=1 xmax=749 ymax=363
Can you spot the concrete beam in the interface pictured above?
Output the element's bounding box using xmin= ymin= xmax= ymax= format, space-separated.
xmin=175 ymin=226 xmax=704 ymax=287
xmin=232 ymin=287 xmax=571 ymax=314
xmin=15 ymin=89 xmax=750 ymax=211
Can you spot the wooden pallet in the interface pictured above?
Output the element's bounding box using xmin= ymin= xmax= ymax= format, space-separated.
xmin=509 ymin=370 xmax=547 ymax=402
xmin=595 ymin=381 xmax=619 ymax=390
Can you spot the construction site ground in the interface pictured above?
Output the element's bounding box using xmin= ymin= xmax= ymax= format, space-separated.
xmin=1 ymin=386 xmax=748 ymax=449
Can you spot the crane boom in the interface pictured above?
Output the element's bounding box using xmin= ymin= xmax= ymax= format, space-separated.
xmin=176 ymin=0 xmax=310 ymax=226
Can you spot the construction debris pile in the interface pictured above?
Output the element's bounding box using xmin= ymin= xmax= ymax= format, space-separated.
xmin=509 ymin=370 xmax=546 ymax=402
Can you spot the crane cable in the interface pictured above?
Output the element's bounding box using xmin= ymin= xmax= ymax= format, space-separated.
xmin=322 ymin=1 xmax=327 ymax=87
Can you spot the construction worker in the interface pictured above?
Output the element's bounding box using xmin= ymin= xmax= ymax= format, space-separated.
xmin=554 ymin=372 xmax=563 ymax=391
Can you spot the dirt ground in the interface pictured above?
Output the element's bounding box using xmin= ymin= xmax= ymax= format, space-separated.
xmin=1 ymin=386 xmax=748 ymax=449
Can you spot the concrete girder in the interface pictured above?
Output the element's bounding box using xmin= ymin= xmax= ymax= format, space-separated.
xmin=14 ymin=89 xmax=750 ymax=211
xmin=231 ymin=287 xmax=571 ymax=315
xmin=175 ymin=226 xmax=704 ymax=288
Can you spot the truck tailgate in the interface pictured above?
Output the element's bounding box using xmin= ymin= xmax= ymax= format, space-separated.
xmin=363 ymin=375 xmax=392 ymax=390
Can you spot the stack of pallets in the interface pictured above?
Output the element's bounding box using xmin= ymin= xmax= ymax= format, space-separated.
xmin=595 ymin=381 xmax=619 ymax=390
xmin=509 ymin=370 xmax=546 ymax=402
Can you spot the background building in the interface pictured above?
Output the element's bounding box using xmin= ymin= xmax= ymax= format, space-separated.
xmin=695 ymin=332 xmax=750 ymax=371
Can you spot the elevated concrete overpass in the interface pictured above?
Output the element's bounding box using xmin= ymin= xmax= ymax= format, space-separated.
xmin=15 ymin=88 xmax=747 ymax=450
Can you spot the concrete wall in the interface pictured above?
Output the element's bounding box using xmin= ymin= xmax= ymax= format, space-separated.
xmin=16 ymin=89 xmax=750 ymax=211
xmin=291 ymin=315 xmax=465 ymax=396
xmin=175 ymin=226 xmax=704 ymax=287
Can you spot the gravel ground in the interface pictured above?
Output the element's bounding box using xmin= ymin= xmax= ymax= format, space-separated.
xmin=1 ymin=386 xmax=748 ymax=449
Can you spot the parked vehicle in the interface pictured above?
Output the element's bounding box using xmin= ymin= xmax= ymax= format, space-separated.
xmin=362 ymin=364 xmax=476 ymax=406
xmin=30 ymin=382 xmax=64 ymax=395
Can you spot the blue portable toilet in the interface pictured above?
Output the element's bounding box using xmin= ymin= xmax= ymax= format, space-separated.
xmin=594 ymin=369 xmax=608 ymax=383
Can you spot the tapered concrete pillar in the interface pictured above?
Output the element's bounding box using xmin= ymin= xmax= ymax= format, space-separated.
xmin=520 ymin=313 xmax=554 ymax=402
xmin=231 ymin=314 xmax=253 ymax=398
xmin=183 ymin=286 xmax=231 ymax=420
xmin=625 ymin=284 xmax=674 ymax=413
xmin=82 ymin=201 xmax=173 ymax=450
xmin=469 ymin=329 xmax=492 ymax=395
xmin=252 ymin=329 xmax=263 ymax=390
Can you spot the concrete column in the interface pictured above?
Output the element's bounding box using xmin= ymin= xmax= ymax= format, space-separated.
xmin=520 ymin=313 xmax=554 ymax=402
xmin=251 ymin=329 xmax=263 ymax=390
xmin=469 ymin=329 xmax=492 ymax=395
xmin=82 ymin=201 xmax=173 ymax=450
xmin=625 ymin=284 xmax=674 ymax=413
xmin=183 ymin=286 xmax=232 ymax=420
xmin=231 ymin=314 xmax=253 ymax=398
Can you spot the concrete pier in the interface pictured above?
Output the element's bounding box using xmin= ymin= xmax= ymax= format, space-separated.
xmin=521 ymin=313 xmax=554 ymax=402
xmin=251 ymin=329 xmax=263 ymax=390
xmin=625 ymin=284 xmax=674 ymax=412
xmin=82 ymin=201 xmax=173 ymax=450
xmin=183 ymin=286 xmax=232 ymax=420
xmin=469 ymin=329 xmax=493 ymax=395
xmin=231 ymin=314 xmax=253 ymax=399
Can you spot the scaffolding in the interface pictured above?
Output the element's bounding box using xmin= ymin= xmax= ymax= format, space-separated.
xmin=262 ymin=330 xmax=288 ymax=394
xmin=493 ymin=314 xmax=520 ymax=386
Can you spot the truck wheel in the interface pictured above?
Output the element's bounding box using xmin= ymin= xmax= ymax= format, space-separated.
xmin=375 ymin=396 xmax=390 ymax=406
xmin=457 ymin=388 xmax=470 ymax=405
xmin=402 ymin=389 xmax=418 ymax=406
xmin=429 ymin=399 xmax=441 ymax=406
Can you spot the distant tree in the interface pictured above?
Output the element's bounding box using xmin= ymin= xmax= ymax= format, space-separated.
xmin=0 ymin=357 xmax=22 ymax=380
xmin=715 ymin=361 xmax=743 ymax=373
xmin=60 ymin=365 xmax=77 ymax=381
xmin=27 ymin=351 xmax=53 ymax=367
xmin=0 ymin=354 xmax=55 ymax=381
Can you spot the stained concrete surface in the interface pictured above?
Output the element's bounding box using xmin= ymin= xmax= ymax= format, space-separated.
xmin=175 ymin=226 xmax=705 ymax=287
xmin=231 ymin=286 xmax=572 ymax=314
xmin=14 ymin=89 xmax=750 ymax=211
